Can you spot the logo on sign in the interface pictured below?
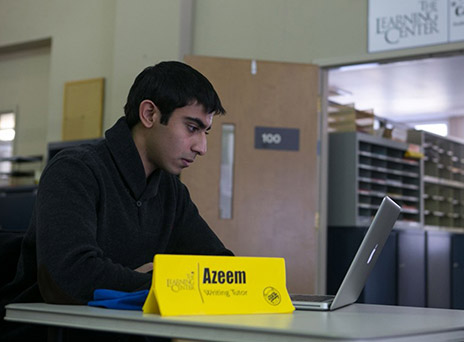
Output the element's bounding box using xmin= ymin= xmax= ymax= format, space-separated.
xmin=166 ymin=272 xmax=195 ymax=292
xmin=375 ymin=1 xmax=440 ymax=45
xmin=452 ymin=0 xmax=464 ymax=16
xmin=263 ymin=286 xmax=281 ymax=306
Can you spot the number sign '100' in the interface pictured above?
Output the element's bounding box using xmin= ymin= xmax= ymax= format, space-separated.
xmin=261 ymin=133 xmax=282 ymax=144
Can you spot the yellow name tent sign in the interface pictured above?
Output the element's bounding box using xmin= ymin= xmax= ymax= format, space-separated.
xmin=143 ymin=255 xmax=295 ymax=316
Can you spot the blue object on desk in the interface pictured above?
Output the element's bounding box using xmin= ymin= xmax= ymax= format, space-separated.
xmin=88 ymin=289 xmax=148 ymax=310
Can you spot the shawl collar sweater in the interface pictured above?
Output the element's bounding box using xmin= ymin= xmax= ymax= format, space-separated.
xmin=1 ymin=117 xmax=232 ymax=307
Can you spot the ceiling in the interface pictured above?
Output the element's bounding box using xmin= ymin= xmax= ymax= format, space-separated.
xmin=328 ymin=53 xmax=464 ymax=125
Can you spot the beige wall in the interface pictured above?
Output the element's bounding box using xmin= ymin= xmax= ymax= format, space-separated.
xmin=0 ymin=0 xmax=117 ymax=154
xmin=45 ymin=1 xmax=116 ymax=142
xmin=109 ymin=0 xmax=185 ymax=126
xmin=193 ymin=0 xmax=464 ymax=66
xmin=0 ymin=0 xmax=184 ymax=155
xmin=1 ymin=0 xmax=464 ymax=155
xmin=193 ymin=0 xmax=368 ymax=64
xmin=0 ymin=45 xmax=50 ymax=156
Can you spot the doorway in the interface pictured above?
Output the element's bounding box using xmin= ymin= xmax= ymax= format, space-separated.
xmin=327 ymin=52 xmax=464 ymax=139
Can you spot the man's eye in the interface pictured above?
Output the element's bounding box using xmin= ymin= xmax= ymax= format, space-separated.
xmin=187 ymin=125 xmax=198 ymax=132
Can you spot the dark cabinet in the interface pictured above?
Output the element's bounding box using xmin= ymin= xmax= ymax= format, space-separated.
xmin=427 ymin=231 xmax=451 ymax=308
xmin=397 ymin=229 xmax=426 ymax=307
xmin=452 ymin=234 xmax=464 ymax=309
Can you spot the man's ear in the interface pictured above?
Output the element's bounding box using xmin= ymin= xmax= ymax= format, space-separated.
xmin=139 ymin=100 xmax=159 ymax=128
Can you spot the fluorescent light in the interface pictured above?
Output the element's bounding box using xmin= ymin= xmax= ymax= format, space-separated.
xmin=415 ymin=123 xmax=448 ymax=137
xmin=337 ymin=63 xmax=380 ymax=72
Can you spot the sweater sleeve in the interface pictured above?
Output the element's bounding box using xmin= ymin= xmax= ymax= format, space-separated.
xmin=166 ymin=179 xmax=234 ymax=257
xmin=36 ymin=155 xmax=151 ymax=304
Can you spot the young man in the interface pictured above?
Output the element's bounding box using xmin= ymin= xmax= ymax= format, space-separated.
xmin=1 ymin=61 xmax=233 ymax=340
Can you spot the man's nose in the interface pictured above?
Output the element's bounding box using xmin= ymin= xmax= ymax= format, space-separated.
xmin=193 ymin=133 xmax=207 ymax=156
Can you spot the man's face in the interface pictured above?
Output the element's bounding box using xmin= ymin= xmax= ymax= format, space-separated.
xmin=146 ymin=102 xmax=213 ymax=175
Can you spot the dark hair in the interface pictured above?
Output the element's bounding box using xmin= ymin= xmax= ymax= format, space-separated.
xmin=124 ymin=61 xmax=226 ymax=128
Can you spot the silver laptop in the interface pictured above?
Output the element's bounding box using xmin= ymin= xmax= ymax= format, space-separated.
xmin=291 ymin=196 xmax=401 ymax=311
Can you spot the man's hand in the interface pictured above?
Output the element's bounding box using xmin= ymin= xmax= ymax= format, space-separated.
xmin=134 ymin=262 xmax=153 ymax=273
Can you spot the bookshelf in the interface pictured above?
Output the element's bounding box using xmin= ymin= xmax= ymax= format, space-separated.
xmin=327 ymin=127 xmax=464 ymax=309
xmin=328 ymin=131 xmax=422 ymax=229
xmin=408 ymin=130 xmax=464 ymax=230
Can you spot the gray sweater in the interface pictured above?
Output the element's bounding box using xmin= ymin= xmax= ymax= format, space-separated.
xmin=1 ymin=117 xmax=232 ymax=307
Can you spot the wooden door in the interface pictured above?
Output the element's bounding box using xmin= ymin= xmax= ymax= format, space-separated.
xmin=182 ymin=56 xmax=320 ymax=293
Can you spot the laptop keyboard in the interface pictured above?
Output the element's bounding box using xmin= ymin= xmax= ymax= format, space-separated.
xmin=290 ymin=294 xmax=335 ymax=303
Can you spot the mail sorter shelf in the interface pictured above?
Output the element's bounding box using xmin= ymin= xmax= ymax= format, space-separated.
xmin=328 ymin=132 xmax=421 ymax=228
xmin=408 ymin=130 xmax=464 ymax=230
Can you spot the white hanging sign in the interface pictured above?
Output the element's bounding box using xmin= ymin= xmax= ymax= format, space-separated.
xmin=368 ymin=0 xmax=464 ymax=53
xmin=450 ymin=0 xmax=464 ymax=42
